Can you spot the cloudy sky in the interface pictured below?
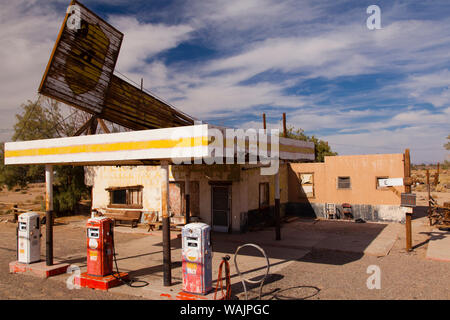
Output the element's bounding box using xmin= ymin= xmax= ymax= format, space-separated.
xmin=0 ymin=0 xmax=449 ymax=163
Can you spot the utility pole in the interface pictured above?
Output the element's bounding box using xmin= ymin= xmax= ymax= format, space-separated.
xmin=263 ymin=113 xmax=266 ymax=131
xmin=404 ymin=149 xmax=412 ymax=251
xmin=45 ymin=165 xmax=54 ymax=266
xmin=161 ymin=161 xmax=171 ymax=286
xmin=185 ymin=170 xmax=190 ymax=225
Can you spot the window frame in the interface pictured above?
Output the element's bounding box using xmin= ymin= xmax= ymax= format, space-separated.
xmin=337 ymin=176 xmax=351 ymax=190
xmin=107 ymin=185 xmax=143 ymax=209
xmin=298 ymin=172 xmax=315 ymax=198
xmin=376 ymin=176 xmax=389 ymax=190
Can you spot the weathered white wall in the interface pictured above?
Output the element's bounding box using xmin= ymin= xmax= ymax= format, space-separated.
xmin=86 ymin=163 xmax=289 ymax=231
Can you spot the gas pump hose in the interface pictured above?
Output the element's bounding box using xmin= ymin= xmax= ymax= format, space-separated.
xmin=111 ymin=238 xmax=149 ymax=288
xmin=214 ymin=255 xmax=232 ymax=300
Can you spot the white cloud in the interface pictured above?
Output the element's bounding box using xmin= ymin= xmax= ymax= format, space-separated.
xmin=400 ymin=69 xmax=450 ymax=108
xmin=321 ymin=125 xmax=448 ymax=164
xmin=0 ymin=0 xmax=448 ymax=164
xmin=0 ymin=1 xmax=63 ymax=141
xmin=112 ymin=16 xmax=194 ymax=72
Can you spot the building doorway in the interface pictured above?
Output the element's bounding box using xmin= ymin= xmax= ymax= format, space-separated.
xmin=211 ymin=185 xmax=231 ymax=232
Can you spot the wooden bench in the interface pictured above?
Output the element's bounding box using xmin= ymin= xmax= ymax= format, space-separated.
xmin=104 ymin=210 xmax=142 ymax=228
xmin=146 ymin=212 xmax=185 ymax=231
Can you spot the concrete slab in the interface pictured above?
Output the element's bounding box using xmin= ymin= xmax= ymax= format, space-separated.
xmin=58 ymin=231 xmax=310 ymax=300
xmin=43 ymin=219 xmax=400 ymax=299
xmin=75 ymin=272 xmax=129 ymax=291
xmin=9 ymin=260 xmax=70 ymax=278
xmin=314 ymin=223 xmax=399 ymax=256
xmin=426 ymin=229 xmax=450 ymax=262
xmin=212 ymin=220 xmax=398 ymax=257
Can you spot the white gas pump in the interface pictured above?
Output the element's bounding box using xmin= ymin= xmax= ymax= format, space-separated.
xmin=181 ymin=223 xmax=212 ymax=294
xmin=18 ymin=212 xmax=41 ymax=264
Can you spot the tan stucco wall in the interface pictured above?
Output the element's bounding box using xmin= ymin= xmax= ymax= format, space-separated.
xmin=289 ymin=154 xmax=405 ymax=205
xmin=87 ymin=166 xmax=164 ymax=213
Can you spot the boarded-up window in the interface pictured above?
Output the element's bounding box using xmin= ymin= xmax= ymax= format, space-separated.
xmin=108 ymin=186 xmax=143 ymax=208
xmin=337 ymin=177 xmax=351 ymax=189
xmin=168 ymin=181 xmax=200 ymax=217
xmin=299 ymin=173 xmax=314 ymax=198
xmin=169 ymin=182 xmax=184 ymax=216
xmin=259 ymin=183 xmax=270 ymax=208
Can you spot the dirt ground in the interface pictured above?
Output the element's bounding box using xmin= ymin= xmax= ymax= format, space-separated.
xmin=412 ymin=167 xmax=450 ymax=194
xmin=0 ymin=213 xmax=449 ymax=300
xmin=0 ymin=177 xmax=449 ymax=300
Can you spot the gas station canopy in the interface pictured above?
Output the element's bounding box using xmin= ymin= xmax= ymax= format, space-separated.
xmin=4 ymin=124 xmax=314 ymax=166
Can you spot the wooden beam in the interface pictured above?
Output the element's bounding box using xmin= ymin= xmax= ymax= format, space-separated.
xmin=263 ymin=113 xmax=266 ymax=130
xmin=282 ymin=113 xmax=287 ymax=138
xmin=97 ymin=118 xmax=110 ymax=133
xmin=88 ymin=116 xmax=98 ymax=135
xmin=73 ymin=116 xmax=96 ymax=136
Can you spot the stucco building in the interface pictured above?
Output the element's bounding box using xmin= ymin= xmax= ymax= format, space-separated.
xmin=288 ymin=153 xmax=409 ymax=222
xmin=85 ymin=153 xmax=409 ymax=232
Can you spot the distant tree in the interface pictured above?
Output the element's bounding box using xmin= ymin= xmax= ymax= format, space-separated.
xmin=0 ymin=97 xmax=92 ymax=215
xmin=443 ymin=135 xmax=450 ymax=169
xmin=285 ymin=126 xmax=337 ymax=162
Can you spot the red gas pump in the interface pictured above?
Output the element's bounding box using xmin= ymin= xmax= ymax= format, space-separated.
xmin=76 ymin=216 xmax=147 ymax=290
xmin=86 ymin=217 xmax=114 ymax=277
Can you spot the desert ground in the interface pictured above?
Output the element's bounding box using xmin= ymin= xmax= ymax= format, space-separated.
xmin=0 ymin=167 xmax=449 ymax=300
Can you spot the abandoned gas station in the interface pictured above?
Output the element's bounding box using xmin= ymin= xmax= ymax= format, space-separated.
xmin=3 ymin=0 xmax=420 ymax=296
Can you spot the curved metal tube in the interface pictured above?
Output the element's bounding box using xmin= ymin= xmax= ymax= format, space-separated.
xmin=234 ymin=243 xmax=270 ymax=300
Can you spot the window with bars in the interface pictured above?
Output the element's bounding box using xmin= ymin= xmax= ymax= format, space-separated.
xmin=107 ymin=186 xmax=143 ymax=208
xmin=337 ymin=177 xmax=351 ymax=189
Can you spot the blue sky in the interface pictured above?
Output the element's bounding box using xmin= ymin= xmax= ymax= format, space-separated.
xmin=0 ymin=0 xmax=449 ymax=163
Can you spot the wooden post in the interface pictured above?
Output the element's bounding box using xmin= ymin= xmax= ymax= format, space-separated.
xmin=275 ymin=170 xmax=281 ymax=241
xmin=13 ymin=204 xmax=18 ymax=222
xmin=45 ymin=164 xmax=54 ymax=266
xmin=282 ymin=113 xmax=287 ymax=138
xmin=185 ymin=170 xmax=190 ymax=225
xmin=434 ymin=162 xmax=440 ymax=186
xmin=427 ymin=169 xmax=431 ymax=225
xmin=404 ymin=149 xmax=412 ymax=251
xmin=263 ymin=113 xmax=266 ymax=130
xmin=161 ymin=161 xmax=171 ymax=286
